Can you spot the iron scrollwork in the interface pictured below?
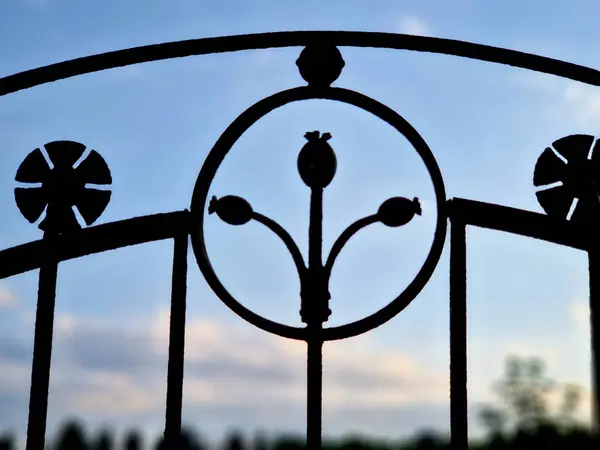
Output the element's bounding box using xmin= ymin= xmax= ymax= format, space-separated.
xmin=190 ymin=44 xmax=448 ymax=448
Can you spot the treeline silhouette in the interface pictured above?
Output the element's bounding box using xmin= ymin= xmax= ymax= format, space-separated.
xmin=0 ymin=356 xmax=596 ymax=449
xmin=0 ymin=422 xmax=596 ymax=450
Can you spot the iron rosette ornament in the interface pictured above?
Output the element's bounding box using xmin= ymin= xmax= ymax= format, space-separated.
xmin=15 ymin=141 xmax=112 ymax=235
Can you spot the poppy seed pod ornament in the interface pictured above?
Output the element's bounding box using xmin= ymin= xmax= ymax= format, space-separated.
xmin=377 ymin=196 xmax=422 ymax=227
xmin=208 ymin=195 xmax=253 ymax=225
xmin=297 ymin=131 xmax=338 ymax=189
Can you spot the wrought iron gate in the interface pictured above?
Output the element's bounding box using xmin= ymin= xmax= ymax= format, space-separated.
xmin=1 ymin=31 xmax=599 ymax=450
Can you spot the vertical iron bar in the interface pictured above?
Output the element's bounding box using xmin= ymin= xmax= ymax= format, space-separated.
xmin=449 ymin=212 xmax=468 ymax=450
xmin=26 ymin=235 xmax=58 ymax=450
xmin=306 ymin=333 xmax=323 ymax=449
xmin=588 ymin=244 xmax=600 ymax=435
xmin=308 ymin=188 xmax=323 ymax=269
xmin=306 ymin=187 xmax=324 ymax=449
xmin=164 ymin=233 xmax=189 ymax=450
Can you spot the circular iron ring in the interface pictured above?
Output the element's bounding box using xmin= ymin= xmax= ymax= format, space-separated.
xmin=190 ymin=86 xmax=448 ymax=341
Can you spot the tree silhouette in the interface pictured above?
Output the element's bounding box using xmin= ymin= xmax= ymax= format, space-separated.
xmin=154 ymin=427 xmax=208 ymax=450
xmin=252 ymin=431 xmax=270 ymax=450
xmin=153 ymin=434 xmax=165 ymax=450
xmin=222 ymin=430 xmax=246 ymax=450
xmin=181 ymin=427 xmax=207 ymax=450
xmin=124 ymin=429 xmax=143 ymax=450
xmin=478 ymin=355 xmax=584 ymax=435
xmin=271 ymin=435 xmax=306 ymax=450
xmin=0 ymin=433 xmax=15 ymax=450
xmin=54 ymin=420 xmax=89 ymax=450
xmin=93 ymin=428 xmax=114 ymax=450
xmin=558 ymin=383 xmax=582 ymax=427
xmin=410 ymin=430 xmax=448 ymax=450
xmin=476 ymin=354 xmax=595 ymax=449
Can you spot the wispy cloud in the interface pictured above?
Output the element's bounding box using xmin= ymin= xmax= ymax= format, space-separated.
xmin=570 ymin=298 xmax=590 ymax=331
xmin=513 ymin=71 xmax=600 ymax=129
xmin=398 ymin=15 xmax=432 ymax=37
xmin=562 ymin=84 xmax=600 ymax=128
xmin=54 ymin=309 xmax=450 ymax=409
xmin=0 ymin=309 xmax=450 ymax=438
xmin=2 ymin=301 xmax=592 ymax=437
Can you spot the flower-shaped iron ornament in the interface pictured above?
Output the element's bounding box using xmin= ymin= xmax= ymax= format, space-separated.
xmin=534 ymin=134 xmax=600 ymax=225
xmin=208 ymin=131 xmax=422 ymax=326
xmin=15 ymin=141 xmax=112 ymax=234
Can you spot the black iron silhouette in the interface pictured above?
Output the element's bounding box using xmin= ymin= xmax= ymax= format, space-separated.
xmin=15 ymin=141 xmax=112 ymax=233
xmin=205 ymin=130 xmax=423 ymax=447
xmin=534 ymin=134 xmax=600 ymax=225
xmin=1 ymin=32 xmax=600 ymax=450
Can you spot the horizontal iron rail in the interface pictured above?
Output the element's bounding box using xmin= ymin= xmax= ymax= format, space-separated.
xmin=448 ymin=197 xmax=589 ymax=251
xmin=0 ymin=210 xmax=190 ymax=279
xmin=0 ymin=200 xmax=586 ymax=279
xmin=2 ymin=31 xmax=600 ymax=96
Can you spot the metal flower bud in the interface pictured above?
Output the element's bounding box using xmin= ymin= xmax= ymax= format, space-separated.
xmin=297 ymin=131 xmax=338 ymax=189
xmin=377 ymin=196 xmax=422 ymax=227
xmin=208 ymin=195 xmax=253 ymax=225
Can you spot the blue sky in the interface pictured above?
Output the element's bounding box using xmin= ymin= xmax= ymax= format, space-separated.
xmin=0 ymin=0 xmax=598 ymax=446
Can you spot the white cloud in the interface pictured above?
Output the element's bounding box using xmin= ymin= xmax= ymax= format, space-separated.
xmin=398 ymin=15 xmax=432 ymax=37
xmin=0 ymin=287 xmax=17 ymax=309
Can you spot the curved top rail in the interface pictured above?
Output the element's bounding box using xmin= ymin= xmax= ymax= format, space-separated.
xmin=0 ymin=210 xmax=190 ymax=280
xmin=1 ymin=31 xmax=600 ymax=96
